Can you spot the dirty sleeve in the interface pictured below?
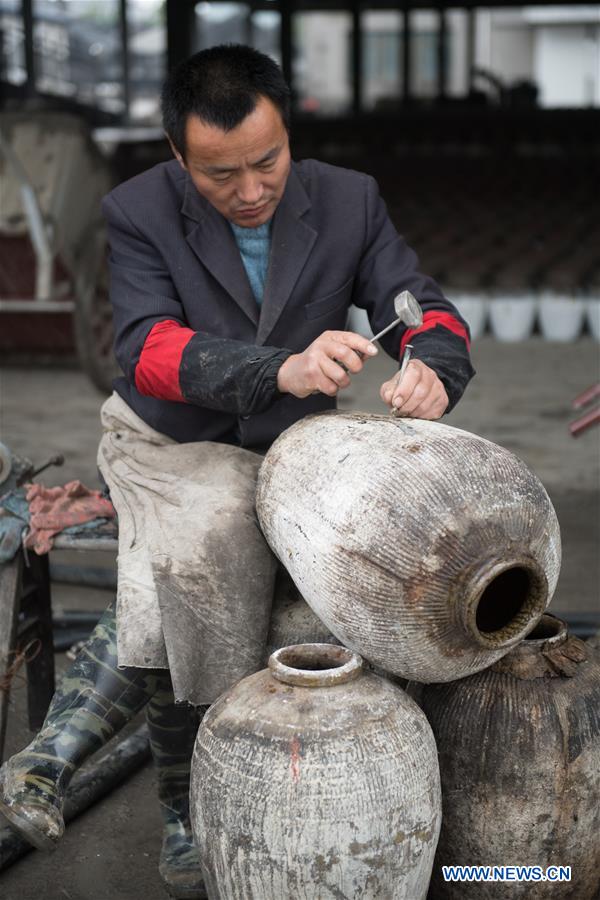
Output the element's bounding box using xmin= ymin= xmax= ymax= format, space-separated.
xmin=102 ymin=194 xmax=292 ymax=416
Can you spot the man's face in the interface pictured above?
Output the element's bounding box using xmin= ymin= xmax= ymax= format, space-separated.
xmin=171 ymin=96 xmax=291 ymax=228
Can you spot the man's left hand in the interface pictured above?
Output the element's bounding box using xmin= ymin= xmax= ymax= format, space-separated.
xmin=380 ymin=360 xmax=448 ymax=420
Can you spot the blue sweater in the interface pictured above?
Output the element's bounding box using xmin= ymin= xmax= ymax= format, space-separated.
xmin=229 ymin=220 xmax=272 ymax=306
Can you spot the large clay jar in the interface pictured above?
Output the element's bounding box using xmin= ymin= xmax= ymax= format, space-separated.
xmin=266 ymin=567 xmax=337 ymax=659
xmin=420 ymin=615 xmax=600 ymax=899
xmin=256 ymin=412 xmax=561 ymax=682
xmin=190 ymin=643 xmax=441 ymax=899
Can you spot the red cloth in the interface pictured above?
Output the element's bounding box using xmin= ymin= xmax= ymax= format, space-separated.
xmin=135 ymin=319 xmax=195 ymax=402
xmin=24 ymin=480 xmax=116 ymax=554
xmin=400 ymin=310 xmax=471 ymax=354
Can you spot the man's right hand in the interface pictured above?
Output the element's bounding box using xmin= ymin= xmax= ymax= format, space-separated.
xmin=277 ymin=330 xmax=378 ymax=398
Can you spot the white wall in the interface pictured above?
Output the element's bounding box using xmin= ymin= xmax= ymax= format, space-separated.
xmin=534 ymin=25 xmax=600 ymax=106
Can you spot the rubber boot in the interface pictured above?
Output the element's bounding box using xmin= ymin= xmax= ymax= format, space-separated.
xmin=146 ymin=679 xmax=207 ymax=899
xmin=0 ymin=598 xmax=163 ymax=851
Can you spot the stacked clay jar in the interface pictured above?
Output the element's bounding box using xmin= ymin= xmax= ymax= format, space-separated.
xmin=190 ymin=412 xmax=600 ymax=900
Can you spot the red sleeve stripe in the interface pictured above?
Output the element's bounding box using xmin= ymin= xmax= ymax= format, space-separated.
xmin=400 ymin=310 xmax=471 ymax=355
xmin=135 ymin=319 xmax=194 ymax=402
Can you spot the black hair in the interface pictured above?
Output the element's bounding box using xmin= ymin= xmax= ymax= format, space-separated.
xmin=161 ymin=44 xmax=291 ymax=159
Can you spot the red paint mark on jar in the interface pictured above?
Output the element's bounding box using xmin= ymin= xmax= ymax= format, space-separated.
xmin=290 ymin=736 xmax=301 ymax=783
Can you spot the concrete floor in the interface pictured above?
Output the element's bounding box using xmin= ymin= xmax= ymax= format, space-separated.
xmin=0 ymin=337 xmax=599 ymax=899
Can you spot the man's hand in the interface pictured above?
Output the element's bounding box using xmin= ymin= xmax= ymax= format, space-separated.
xmin=277 ymin=331 xmax=378 ymax=398
xmin=380 ymin=359 xmax=448 ymax=420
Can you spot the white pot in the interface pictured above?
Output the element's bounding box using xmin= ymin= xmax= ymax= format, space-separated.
xmin=537 ymin=292 xmax=585 ymax=342
xmin=450 ymin=293 xmax=488 ymax=340
xmin=489 ymin=294 xmax=536 ymax=342
xmin=256 ymin=412 xmax=560 ymax=684
xmin=585 ymin=298 xmax=600 ymax=341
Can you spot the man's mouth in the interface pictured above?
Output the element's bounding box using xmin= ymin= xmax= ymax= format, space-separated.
xmin=237 ymin=202 xmax=268 ymax=216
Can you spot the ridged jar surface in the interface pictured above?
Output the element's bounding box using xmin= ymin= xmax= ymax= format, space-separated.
xmin=256 ymin=412 xmax=561 ymax=682
xmin=266 ymin=568 xmax=337 ymax=659
xmin=420 ymin=644 xmax=600 ymax=898
xmin=190 ymin=668 xmax=441 ymax=899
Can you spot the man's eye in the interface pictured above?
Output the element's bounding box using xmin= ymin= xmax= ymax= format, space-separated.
xmin=213 ymin=174 xmax=231 ymax=184
xmin=258 ymin=161 xmax=275 ymax=171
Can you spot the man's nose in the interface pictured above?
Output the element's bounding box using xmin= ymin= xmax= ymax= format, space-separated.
xmin=236 ymin=172 xmax=264 ymax=206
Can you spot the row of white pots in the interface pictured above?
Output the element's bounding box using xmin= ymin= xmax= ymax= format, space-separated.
xmin=347 ymin=296 xmax=600 ymax=344
xmin=452 ymin=293 xmax=600 ymax=342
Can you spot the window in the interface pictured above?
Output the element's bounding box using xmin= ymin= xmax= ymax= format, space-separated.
xmin=0 ymin=0 xmax=26 ymax=85
xmin=362 ymin=10 xmax=403 ymax=111
xmin=293 ymin=11 xmax=352 ymax=115
xmin=33 ymin=0 xmax=125 ymax=114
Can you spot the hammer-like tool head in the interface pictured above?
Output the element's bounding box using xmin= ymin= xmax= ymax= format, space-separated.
xmin=369 ymin=290 xmax=423 ymax=344
xmin=393 ymin=290 xmax=423 ymax=328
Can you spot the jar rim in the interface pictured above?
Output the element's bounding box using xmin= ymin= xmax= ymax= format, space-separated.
xmin=268 ymin=643 xmax=363 ymax=688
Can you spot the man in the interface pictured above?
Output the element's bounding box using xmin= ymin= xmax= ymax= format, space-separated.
xmin=0 ymin=45 xmax=473 ymax=898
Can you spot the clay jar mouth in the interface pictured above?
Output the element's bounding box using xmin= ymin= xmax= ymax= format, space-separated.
xmin=522 ymin=613 xmax=567 ymax=646
xmin=269 ymin=643 xmax=363 ymax=688
xmin=458 ymin=555 xmax=548 ymax=649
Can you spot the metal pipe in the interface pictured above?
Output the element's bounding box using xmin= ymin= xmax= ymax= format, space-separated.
xmin=569 ymin=406 xmax=600 ymax=437
xmin=0 ymin=300 xmax=75 ymax=312
xmin=280 ymin=0 xmax=293 ymax=99
xmin=351 ymin=1 xmax=362 ymax=115
xmin=437 ymin=6 xmax=447 ymax=101
xmin=572 ymin=383 xmax=600 ymax=409
xmin=119 ymin=0 xmax=131 ymax=123
xmin=22 ymin=0 xmax=35 ymax=96
xmin=401 ymin=3 xmax=412 ymax=103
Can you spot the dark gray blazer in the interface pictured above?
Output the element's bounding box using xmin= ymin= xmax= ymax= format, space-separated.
xmin=103 ymin=158 xmax=473 ymax=447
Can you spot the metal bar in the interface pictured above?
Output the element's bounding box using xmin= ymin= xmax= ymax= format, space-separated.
xmin=437 ymin=5 xmax=447 ymax=100
xmin=52 ymin=536 xmax=118 ymax=552
xmin=166 ymin=0 xmax=194 ymax=71
xmin=22 ymin=0 xmax=35 ymax=96
xmin=569 ymin=406 xmax=600 ymax=437
xmin=402 ymin=3 xmax=412 ymax=103
xmin=0 ymin=726 xmax=151 ymax=871
xmin=0 ymin=301 xmax=75 ymax=312
xmin=466 ymin=8 xmax=475 ymax=93
xmin=280 ymin=0 xmax=293 ymax=99
xmin=351 ymin=2 xmax=362 ymax=115
xmin=572 ymin=383 xmax=600 ymax=410
xmin=119 ymin=0 xmax=131 ymax=123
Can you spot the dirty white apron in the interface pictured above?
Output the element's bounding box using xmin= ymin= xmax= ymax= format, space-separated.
xmin=97 ymin=392 xmax=278 ymax=705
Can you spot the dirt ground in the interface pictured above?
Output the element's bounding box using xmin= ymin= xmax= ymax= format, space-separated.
xmin=0 ymin=336 xmax=599 ymax=900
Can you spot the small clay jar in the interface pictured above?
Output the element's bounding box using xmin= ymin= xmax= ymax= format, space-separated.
xmin=420 ymin=615 xmax=600 ymax=899
xmin=190 ymin=643 xmax=441 ymax=899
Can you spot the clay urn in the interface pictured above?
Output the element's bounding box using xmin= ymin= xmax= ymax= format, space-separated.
xmin=256 ymin=412 xmax=561 ymax=683
xmin=190 ymin=643 xmax=441 ymax=899
xmin=420 ymin=614 xmax=600 ymax=899
xmin=266 ymin=566 xmax=337 ymax=659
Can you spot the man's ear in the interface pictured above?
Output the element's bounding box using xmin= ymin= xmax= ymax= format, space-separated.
xmin=165 ymin=133 xmax=186 ymax=170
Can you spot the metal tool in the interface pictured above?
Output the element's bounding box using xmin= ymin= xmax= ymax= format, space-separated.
xmin=369 ymin=290 xmax=423 ymax=345
xmin=391 ymin=343 xmax=414 ymax=418
xmin=316 ymin=290 xmax=423 ymax=393
xmin=397 ymin=343 xmax=414 ymax=384
xmin=15 ymin=453 xmax=64 ymax=487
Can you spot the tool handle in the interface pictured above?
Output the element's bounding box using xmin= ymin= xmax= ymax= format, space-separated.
xmin=370 ymin=315 xmax=402 ymax=344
